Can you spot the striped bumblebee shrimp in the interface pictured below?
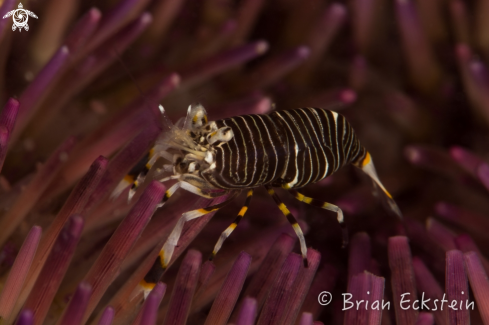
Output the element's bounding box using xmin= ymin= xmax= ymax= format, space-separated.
xmin=113 ymin=103 xmax=402 ymax=296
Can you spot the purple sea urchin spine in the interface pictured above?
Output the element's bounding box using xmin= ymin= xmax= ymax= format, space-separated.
xmin=281 ymin=249 xmax=321 ymax=325
xmin=348 ymin=232 xmax=372 ymax=280
xmin=446 ymin=250 xmax=470 ymax=325
xmin=98 ymin=307 xmax=115 ymax=325
xmin=132 ymin=282 xmax=166 ymax=325
xmin=404 ymin=219 xmax=446 ymax=275
xmin=0 ymin=98 xmax=19 ymax=170
xmin=0 ymin=127 xmax=8 ymax=172
xmin=0 ymin=98 xmax=19 ymax=140
xmin=36 ymin=156 xmax=107 ymax=256
xmin=435 ymin=202 xmax=489 ymax=240
xmin=292 ymin=3 xmax=346 ymax=83
xmin=64 ymin=8 xmax=102 ymax=54
xmin=475 ymin=0 xmax=489 ymax=55
xmin=455 ymin=234 xmax=489 ymax=275
xmin=56 ymin=282 xmax=92 ymax=325
xmin=29 ymin=0 xmax=77 ymax=68
xmin=449 ymin=146 xmax=483 ymax=177
xmin=77 ymin=0 xmax=151 ymax=61
xmin=404 ymin=145 xmax=467 ymax=181
xmin=180 ymin=40 xmax=269 ymax=88
xmin=448 ymin=1 xmax=470 ymax=47
xmin=0 ymin=0 xmax=16 ymax=42
xmin=24 ymin=216 xmax=84 ymax=325
xmin=395 ymin=0 xmax=442 ymax=93
xmin=299 ymin=312 xmax=314 ymax=325
xmin=257 ymin=253 xmax=302 ymax=325
xmin=13 ymin=156 xmax=107 ymax=316
xmin=15 ymin=310 xmax=34 ymax=325
xmin=388 ymin=236 xmax=418 ymax=325
xmin=13 ymin=46 xmax=70 ymax=142
xmin=162 ymin=250 xmax=202 ymax=325
xmin=415 ymin=312 xmax=435 ymax=325
xmin=476 ymin=162 xmax=489 ymax=192
xmin=350 ymin=0 xmax=384 ymax=54
xmin=0 ymin=226 xmax=41 ymax=321
xmin=191 ymin=223 xmax=301 ymax=316
xmin=305 ymin=88 xmax=357 ymax=113
xmin=235 ymin=233 xmax=296 ymax=316
xmin=144 ymin=0 xmax=183 ymax=46
xmin=204 ymin=251 xmax=251 ymax=325
xmin=426 ymin=218 xmax=457 ymax=251
xmin=0 ymin=137 xmax=76 ymax=247
xmin=412 ymin=257 xmax=449 ymax=325
xmin=343 ymin=272 xmax=385 ymax=325
xmin=238 ymin=46 xmax=310 ymax=92
xmin=193 ymin=261 xmax=216 ymax=300
xmin=299 ymin=264 xmax=339 ymax=320
xmin=212 ymin=94 xmax=272 ymax=120
xmin=81 ymin=181 xmax=165 ymax=323
xmin=235 ymin=297 xmax=257 ymax=325
xmin=464 ymin=252 xmax=489 ymax=324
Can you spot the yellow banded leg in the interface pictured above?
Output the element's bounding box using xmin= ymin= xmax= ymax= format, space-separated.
xmin=289 ymin=189 xmax=348 ymax=247
xmin=266 ymin=186 xmax=309 ymax=267
xmin=210 ymin=189 xmax=254 ymax=260
xmin=355 ymin=151 xmax=402 ymax=218
xmin=123 ymin=149 xmax=156 ymax=201
xmin=180 ymin=179 xmax=228 ymax=199
xmin=139 ymin=191 xmax=238 ymax=298
xmin=111 ymin=175 xmax=135 ymax=199
xmin=156 ymin=182 xmax=181 ymax=208
xmin=128 ymin=166 xmax=150 ymax=201
xmin=148 ymin=175 xmax=226 ymax=208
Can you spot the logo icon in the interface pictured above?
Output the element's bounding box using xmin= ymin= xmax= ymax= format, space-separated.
xmin=2 ymin=3 xmax=38 ymax=32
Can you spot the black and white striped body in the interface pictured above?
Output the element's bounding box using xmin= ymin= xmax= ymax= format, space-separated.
xmin=129 ymin=104 xmax=401 ymax=297
xmin=202 ymin=108 xmax=366 ymax=190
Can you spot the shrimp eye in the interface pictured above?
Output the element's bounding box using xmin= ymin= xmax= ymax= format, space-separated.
xmin=179 ymin=161 xmax=188 ymax=170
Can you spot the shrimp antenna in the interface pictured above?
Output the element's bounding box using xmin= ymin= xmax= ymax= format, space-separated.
xmin=112 ymin=48 xmax=173 ymax=131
